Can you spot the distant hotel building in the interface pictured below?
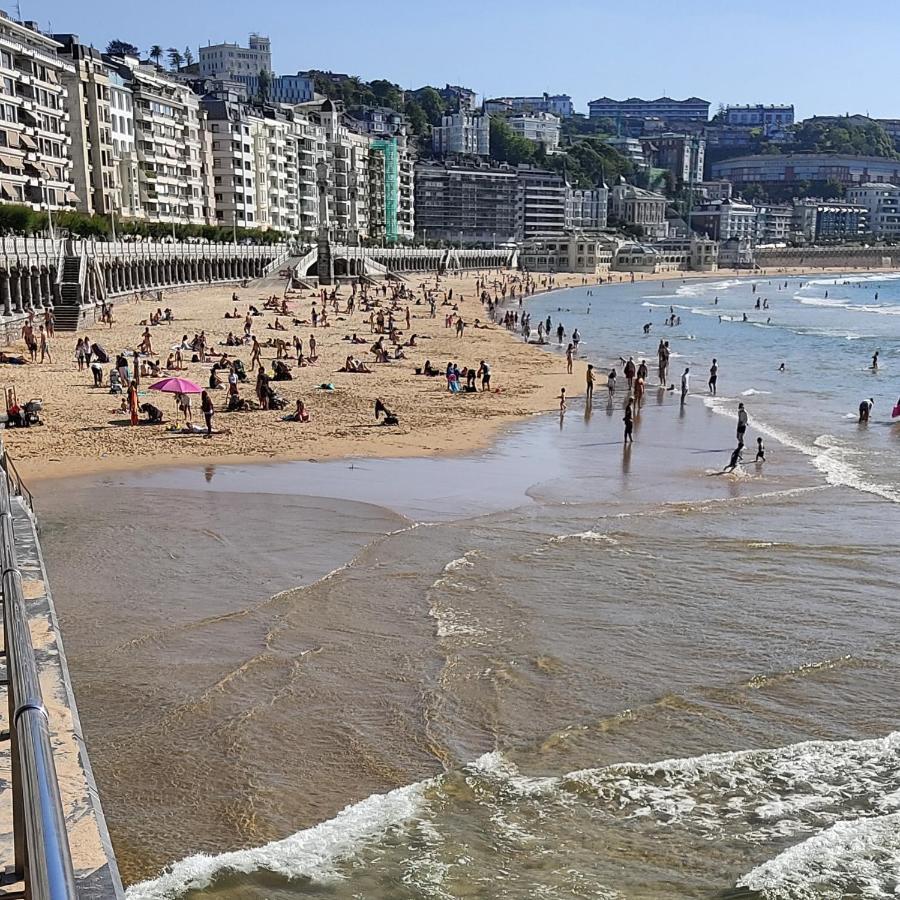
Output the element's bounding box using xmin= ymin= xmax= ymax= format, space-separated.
xmin=198 ymin=34 xmax=271 ymax=100
xmin=588 ymin=96 xmax=710 ymax=123
xmin=846 ymin=183 xmax=900 ymax=238
xmin=484 ymin=93 xmax=574 ymax=118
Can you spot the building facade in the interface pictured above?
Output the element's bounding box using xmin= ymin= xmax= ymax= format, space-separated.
xmin=508 ymin=112 xmax=560 ymax=150
xmin=690 ymin=199 xmax=758 ymax=242
xmin=792 ymin=199 xmax=868 ymax=243
xmin=711 ymin=153 xmax=900 ymax=191
xmin=519 ymin=232 xmax=615 ymax=273
xmin=414 ymin=161 xmax=519 ymax=245
xmin=846 ymin=183 xmax=900 ymax=238
xmin=723 ymin=104 xmax=794 ymax=131
xmin=588 ymin=96 xmax=710 ymax=123
xmin=754 ymin=204 xmax=793 ymax=243
xmin=106 ymin=55 xmax=213 ymax=225
xmin=270 ymin=72 xmax=315 ymax=105
xmin=608 ymin=183 xmax=668 ymax=240
xmin=517 ymin=166 xmax=566 ymax=239
xmin=484 ymin=94 xmax=574 ymax=118
xmin=0 ymin=16 xmax=77 ymax=210
xmin=565 ymin=183 xmax=608 ymax=231
xmin=198 ymin=34 xmax=271 ymax=100
xmin=432 ymin=111 xmax=490 ymax=157
xmin=645 ymin=133 xmax=705 ymax=185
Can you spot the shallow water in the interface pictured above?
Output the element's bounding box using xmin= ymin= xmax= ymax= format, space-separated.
xmin=38 ymin=272 xmax=900 ymax=899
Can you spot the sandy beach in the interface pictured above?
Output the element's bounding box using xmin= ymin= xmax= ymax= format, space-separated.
xmin=1 ymin=263 xmax=884 ymax=482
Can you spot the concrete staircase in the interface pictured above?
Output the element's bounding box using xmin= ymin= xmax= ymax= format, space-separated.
xmin=55 ymin=254 xmax=84 ymax=332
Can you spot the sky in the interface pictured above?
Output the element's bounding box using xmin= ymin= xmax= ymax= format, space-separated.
xmin=16 ymin=0 xmax=900 ymax=121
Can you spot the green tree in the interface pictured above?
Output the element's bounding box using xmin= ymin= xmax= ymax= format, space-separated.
xmin=149 ymin=45 xmax=163 ymax=67
xmin=183 ymin=47 xmax=195 ymax=67
xmin=105 ymin=40 xmax=139 ymax=57
xmin=404 ymin=100 xmax=428 ymax=136
xmin=257 ymin=69 xmax=272 ymax=103
xmin=414 ymin=87 xmax=447 ymax=126
xmin=489 ymin=117 xmax=536 ymax=165
xmin=167 ymin=47 xmax=184 ymax=71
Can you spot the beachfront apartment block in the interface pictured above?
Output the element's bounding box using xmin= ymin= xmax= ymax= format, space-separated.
xmin=432 ymin=112 xmax=491 ymax=157
xmin=846 ymin=183 xmax=900 ymax=238
xmin=588 ymin=96 xmax=710 ymax=124
xmin=54 ymin=35 xmax=116 ymax=218
xmin=414 ymin=161 xmax=520 ymax=245
xmin=0 ymin=14 xmax=77 ymax=210
xmin=518 ymin=166 xmax=567 ymax=239
xmin=508 ymin=112 xmax=561 ymax=151
xmin=690 ymin=199 xmax=758 ymax=243
xmin=198 ymin=34 xmax=272 ymax=101
xmin=105 ymin=55 xmax=214 ymax=226
xmin=484 ymin=94 xmax=574 ymax=118
xmin=792 ymin=199 xmax=868 ymax=243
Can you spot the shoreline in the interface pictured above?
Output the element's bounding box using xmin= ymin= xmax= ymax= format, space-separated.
xmin=11 ymin=263 xmax=894 ymax=489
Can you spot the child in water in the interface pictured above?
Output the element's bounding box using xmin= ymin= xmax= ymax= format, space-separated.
xmin=755 ymin=437 xmax=766 ymax=463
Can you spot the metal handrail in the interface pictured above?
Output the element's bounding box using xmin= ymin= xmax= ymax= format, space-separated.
xmin=0 ymin=468 xmax=76 ymax=900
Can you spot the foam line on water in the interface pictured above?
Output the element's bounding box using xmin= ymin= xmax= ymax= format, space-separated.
xmin=736 ymin=811 xmax=900 ymax=899
xmin=125 ymin=779 xmax=435 ymax=899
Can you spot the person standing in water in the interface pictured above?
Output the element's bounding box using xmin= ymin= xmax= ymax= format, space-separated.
xmin=755 ymin=437 xmax=766 ymax=463
xmin=737 ymin=402 xmax=748 ymax=443
xmin=566 ymin=343 xmax=574 ymax=374
xmin=586 ymin=364 xmax=595 ymax=403
xmin=623 ymin=398 xmax=634 ymax=443
xmin=858 ymin=398 xmax=874 ymax=423
xmin=872 ymin=350 xmax=879 ymax=370
xmin=708 ymin=358 xmax=718 ymax=395
xmin=680 ymin=367 xmax=690 ymax=404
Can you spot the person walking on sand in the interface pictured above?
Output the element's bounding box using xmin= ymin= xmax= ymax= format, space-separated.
xmin=680 ymin=367 xmax=690 ymax=405
xmin=127 ymin=379 xmax=139 ymax=426
xmin=566 ymin=343 xmax=574 ymax=374
xmin=39 ymin=325 xmax=51 ymax=363
xmin=478 ymin=360 xmax=491 ymax=391
xmin=624 ymin=357 xmax=636 ymax=391
xmin=201 ymin=389 xmax=214 ymax=437
xmin=586 ymin=364 xmax=595 ymax=403
xmin=737 ymin=402 xmax=748 ymax=442
xmin=623 ymin=398 xmax=634 ymax=443
xmin=708 ymin=358 xmax=718 ymax=395
xmin=250 ymin=336 xmax=261 ymax=370
xmin=634 ymin=375 xmax=645 ymax=409
xmin=607 ymin=367 xmax=617 ymax=397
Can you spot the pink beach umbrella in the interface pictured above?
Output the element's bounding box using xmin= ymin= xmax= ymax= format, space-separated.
xmin=149 ymin=377 xmax=203 ymax=394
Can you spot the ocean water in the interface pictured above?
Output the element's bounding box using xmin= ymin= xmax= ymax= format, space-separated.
xmin=36 ymin=272 xmax=900 ymax=899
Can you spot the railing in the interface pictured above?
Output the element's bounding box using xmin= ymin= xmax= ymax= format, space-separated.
xmin=0 ymin=454 xmax=76 ymax=899
xmin=0 ymin=451 xmax=33 ymax=514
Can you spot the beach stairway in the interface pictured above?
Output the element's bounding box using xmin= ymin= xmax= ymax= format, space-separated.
xmin=55 ymin=253 xmax=85 ymax=332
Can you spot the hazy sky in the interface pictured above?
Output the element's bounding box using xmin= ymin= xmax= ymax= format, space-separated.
xmin=20 ymin=0 xmax=899 ymax=120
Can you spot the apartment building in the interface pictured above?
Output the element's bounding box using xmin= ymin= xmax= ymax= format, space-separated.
xmin=690 ymin=199 xmax=758 ymax=242
xmin=55 ymin=36 xmax=115 ymax=216
xmin=106 ymin=56 xmax=213 ymax=225
xmin=644 ymin=133 xmax=705 ymax=185
xmin=508 ymin=112 xmax=560 ymax=151
xmin=432 ymin=111 xmax=490 ymax=157
xmin=754 ymin=204 xmax=793 ymax=243
xmin=484 ymin=94 xmax=574 ymax=118
xmin=0 ymin=14 xmax=77 ymax=209
xmin=792 ymin=199 xmax=868 ymax=243
xmin=723 ymin=104 xmax=794 ymax=129
xmin=270 ymin=72 xmax=315 ymax=105
xmin=414 ymin=161 xmax=520 ymax=245
xmin=566 ymin=184 xmax=609 ymax=231
xmin=107 ymin=68 xmax=140 ymax=218
xmin=846 ymin=182 xmax=900 ymax=238
xmin=518 ymin=166 xmax=567 ymax=239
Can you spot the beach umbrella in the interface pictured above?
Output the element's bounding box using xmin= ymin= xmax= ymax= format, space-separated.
xmin=148 ymin=377 xmax=202 ymax=394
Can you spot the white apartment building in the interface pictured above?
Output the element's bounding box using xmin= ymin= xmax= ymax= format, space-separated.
xmin=517 ymin=166 xmax=567 ymax=239
xmin=432 ymin=111 xmax=490 ymax=157
xmin=754 ymin=204 xmax=793 ymax=243
xmin=690 ymin=199 xmax=758 ymax=242
xmin=106 ymin=56 xmax=213 ymax=225
xmin=198 ymin=35 xmax=271 ymax=100
xmin=509 ymin=112 xmax=560 ymax=151
xmin=566 ymin=184 xmax=609 ymax=230
xmin=846 ymin=183 xmax=900 ymax=238
xmin=484 ymin=94 xmax=574 ymax=118
xmin=0 ymin=15 xmax=76 ymax=209
xmin=107 ymin=69 xmax=140 ymax=218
